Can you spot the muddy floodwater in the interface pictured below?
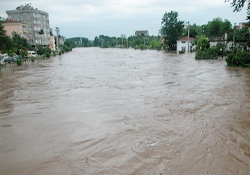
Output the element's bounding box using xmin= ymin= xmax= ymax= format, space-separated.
xmin=0 ymin=48 xmax=250 ymax=175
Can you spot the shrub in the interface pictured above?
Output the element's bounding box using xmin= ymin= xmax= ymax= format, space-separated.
xmin=226 ymin=50 xmax=250 ymax=67
xmin=138 ymin=44 xmax=146 ymax=50
xmin=45 ymin=52 xmax=51 ymax=58
xmin=195 ymin=47 xmax=218 ymax=60
xmin=31 ymin=56 xmax=35 ymax=62
xmin=16 ymin=59 xmax=23 ymax=66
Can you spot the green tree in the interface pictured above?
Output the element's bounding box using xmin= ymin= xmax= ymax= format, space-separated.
xmin=160 ymin=11 xmax=184 ymax=50
xmin=185 ymin=23 xmax=202 ymax=38
xmin=12 ymin=32 xmax=31 ymax=52
xmin=0 ymin=22 xmax=16 ymax=53
xmin=195 ymin=35 xmax=210 ymax=51
xmin=205 ymin=18 xmax=232 ymax=37
xmin=38 ymin=29 xmax=44 ymax=45
xmin=225 ymin=0 xmax=249 ymax=12
xmin=228 ymin=27 xmax=250 ymax=48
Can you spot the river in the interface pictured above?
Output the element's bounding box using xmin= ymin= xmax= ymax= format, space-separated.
xmin=0 ymin=48 xmax=250 ymax=175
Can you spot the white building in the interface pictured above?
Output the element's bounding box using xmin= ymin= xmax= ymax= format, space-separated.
xmin=135 ymin=30 xmax=149 ymax=36
xmin=6 ymin=4 xmax=51 ymax=46
xmin=176 ymin=36 xmax=195 ymax=52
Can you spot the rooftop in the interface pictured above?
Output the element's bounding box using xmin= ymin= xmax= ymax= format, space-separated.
xmin=177 ymin=36 xmax=195 ymax=41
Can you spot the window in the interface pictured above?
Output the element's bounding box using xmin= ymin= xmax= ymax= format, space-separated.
xmin=181 ymin=41 xmax=186 ymax=43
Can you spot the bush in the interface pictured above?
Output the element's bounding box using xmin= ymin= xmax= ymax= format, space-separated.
xmin=45 ymin=52 xmax=51 ymax=58
xmin=52 ymin=52 xmax=57 ymax=57
xmin=195 ymin=47 xmax=218 ymax=60
xmin=226 ymin=50 xmax=250 ymax=67
xmin=31 ymin=56 xmax=35 ymax=62
xmin=16 ymin=59 xmax=23 ymax=66
xmin=138 ymin=44 xmax=146 ymax=50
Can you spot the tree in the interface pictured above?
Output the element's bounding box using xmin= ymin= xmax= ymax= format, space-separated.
xmin=160 ymin=11 xmax=184 ymax=50
xmin=205 ymin=18 xmax=232 ymax=37
xmin=0 ymin=22 xmax=16 ymax=53
xmin=12 ymin=32 xmax=31 ymax=52
xmin=183 ymin=23 xmax=202 ymax=38
xmin=195 ymin=35 xmax=210 ymax=51
xmin=225 ymin=0 xmax=249 ymax=12
xmin=38 ymin=29 xmax=44 ymax=45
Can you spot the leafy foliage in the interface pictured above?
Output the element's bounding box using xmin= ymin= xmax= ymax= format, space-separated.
xmin=12 ymin=32 xmax=31 ymax=52
xmin=160 ymin=11 xmax=184 ymax=50
xmin=37 ymin=45 xmax=51 ymax=57
xmin=203 ymin=18 xmax=232 ymax=37
xmin=0 ymin=23 xmax=16 ymax=53
xmin=228 ymin=26 xmax=250 ymax=48
xmin=225 ymin=0 xmax=249 ymax=12
xmin=16 ymin=59 xmax=23 ymax=66
xmin=195 ymin=48 xmax=219 ymax=60
xmin=183 ymin=23 xmax=202 ymax=38
xmin=214 ymin=42 xmax=227 ymax=56
xmin=195 ymin=35 xmax=210 ymax=51
xmin=226 ymin=50 xmax=250 ymax=66
xmin=67 ymin=37 xmax=91 ymax=47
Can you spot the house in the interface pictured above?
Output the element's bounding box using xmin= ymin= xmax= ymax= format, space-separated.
xmin=2 ymin=20 xmax=28 ymax=39
xmin=235 ymin=22 xmax=248 ymax=30
xmin=58 ymin=35 xmax=66 ymax=46
xmin=209 ymin=32 xmax=232 ymax=50
xmin=49 ymin=35 xmax=56 ymax=51
xmin=6 ymin=4 xmax=51 ymax=47
xmin=135 ymin=30 xmax=149 ymax=36
xmin=176 ymin=36 xmax=195 ymax=52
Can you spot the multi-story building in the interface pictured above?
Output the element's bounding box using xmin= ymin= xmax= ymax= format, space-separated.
xmin=135 ymin=30 xmax=149 ymax=36
xmin=6 ymin=4 xmax=50 ymax=46
xmin=2 ymin=20 xmax=28 ymax=39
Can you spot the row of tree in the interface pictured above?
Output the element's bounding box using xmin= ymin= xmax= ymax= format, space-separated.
xmin=0 ymin=18 xmax=31 ymax=55
xmin=66 ymin=16 xmax=248 ymax=51
xmin=66 ymin=35 xmax=162 ymax=50
xmin=160 ymin=11 xmax=249 ymax=51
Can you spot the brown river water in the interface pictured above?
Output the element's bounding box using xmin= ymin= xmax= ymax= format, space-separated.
xmin=0 ymin=48 xmax=250 ymax=175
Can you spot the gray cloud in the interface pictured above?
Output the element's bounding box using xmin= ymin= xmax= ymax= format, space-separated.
xmin=0 ymin=0 xmax=248 ymax=40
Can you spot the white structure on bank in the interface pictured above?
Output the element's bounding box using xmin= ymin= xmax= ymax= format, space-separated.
xmin=176 ymin=36 xmax=195 ymax=52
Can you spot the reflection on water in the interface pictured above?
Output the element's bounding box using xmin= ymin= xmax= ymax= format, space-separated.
xmin=0 ymin=48 xmax=250 ymax=175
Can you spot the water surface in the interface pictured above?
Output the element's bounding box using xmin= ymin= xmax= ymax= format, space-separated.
xmin=0 ymin=48 xmax=250 ymax=174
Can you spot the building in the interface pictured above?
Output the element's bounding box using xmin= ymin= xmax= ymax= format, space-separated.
xmin=235 ymin=22 xmax=248 ymax=30
xmin=6 ymin=4 xmax=51 ymax=47
xmin=176 ymin=36 xmax=195 ymax=52
xmin=2 ymin=20 xmax=28 ymax=39
xmin=49 ymin=36 xmax=56 ymax=51
xmin=135 ymin=30 xmax=149 ymax=36
xmin=58 ymin=35 xmax=66 ymax=46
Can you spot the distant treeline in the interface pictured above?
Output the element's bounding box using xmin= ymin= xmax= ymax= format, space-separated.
xmin=67 ymin=34 xmax=162 ymax=50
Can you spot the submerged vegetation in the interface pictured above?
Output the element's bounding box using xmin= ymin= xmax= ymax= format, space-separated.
xmin=226 ymin=50 xmax=250 ymax=67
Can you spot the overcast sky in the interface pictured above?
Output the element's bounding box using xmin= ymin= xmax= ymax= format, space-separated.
xmin=0 ymin=0 xmax=248 ymax=40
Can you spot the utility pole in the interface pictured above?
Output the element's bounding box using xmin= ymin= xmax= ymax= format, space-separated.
xmin=233 ymin=23 xmax=236 ymax=52
xmin=121 ymin=34 xmax=126 ymax=48
xmin=55 ymin=27 xmax=60 ymax=51
xmin=187 ymin=21 xmax=190 ymax=53
xmin=127 ymin=37 xmax=128 ymax=48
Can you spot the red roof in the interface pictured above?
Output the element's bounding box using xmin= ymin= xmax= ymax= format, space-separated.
xmin=4 ymin=19 xmax=20 ymax=23
xmin=177 ymin=36 xmax=195 ymax=41
xmin=136 ymin=30 xmax=148 ymax=33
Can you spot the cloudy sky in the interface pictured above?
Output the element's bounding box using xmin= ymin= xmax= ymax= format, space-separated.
xmin=0 ymin=0 xmax=248 ymax=40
